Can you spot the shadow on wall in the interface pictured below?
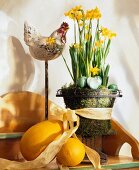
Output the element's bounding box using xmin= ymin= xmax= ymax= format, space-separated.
xmin=114 ymin=0 xmax=139 ymax=16
xmin=8 ymin=36 xmax=35 ymax=91
xmin=114 ymin=0 xmax=139 ymax=97
xmin=121 ymin=53 xmax=139 ymax=102
xmin=0 ymin=0 xmax=28 ymax=12
xmin=114 ymin=0 xmax=139 ymax=45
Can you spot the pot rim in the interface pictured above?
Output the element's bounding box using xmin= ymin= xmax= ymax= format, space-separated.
xmin=56 ymin=88 xmax=122 ymax=98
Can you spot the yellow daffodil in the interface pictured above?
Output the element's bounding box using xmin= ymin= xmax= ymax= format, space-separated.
xmin=73 ymin=43 xmax=80 ymax=49
xmin=71 ymin=43 xmax=82 ymax=49
xmin=75 ymin=11 xmax=83 ymax=20
xmin=65 ymin=9 xmax=75 ymax=20
xmin=95 ymin=40 xmax=104 ymax=48
xmin=90 ymin=66 xmax=100 ymax=76
xmin=72 ymin=5 xmax=83 ymax=12
xmin=101 ymin=27 xmax=117 ymax=39
xmin=92 ymin=47 xmax=96 ymax=52
xmin=65 ymin=10 xmax=83 ymax=20
xmin=101 ymin=27 xmax=110 ymax=38
xmin=85 ymin=10 xmax=93 ymax=20
xmin=109 ymin=32 xmax=117 ymax=39
xmin=85 ymin=33 xmax=91 ymax=41
xmin=85 ymin=7 xmax=102 ymax=20
xmin=65 ymin=6 xmax=83 ymax=20
xmin=79 ymin=22 xmax=83 ymax=27
xmin=46 ymin=37 xmax=55 ymax=45
xmin=79 ymin=23 xmax=89 ymax=30
xmin=93 ymin=7 xmax=102 ymax=19
xmin=85 ymin=25 xmax=89 ymax=30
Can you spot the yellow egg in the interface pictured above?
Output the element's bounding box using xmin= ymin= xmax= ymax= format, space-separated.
xmin=20 ymin=120 xmax=63 ymax=160
xmin=57 ymin=138 xmax=85 ymax=167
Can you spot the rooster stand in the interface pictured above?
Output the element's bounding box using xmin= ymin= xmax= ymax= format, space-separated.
xmin=24 ymin=22 xmax=69 ymax=117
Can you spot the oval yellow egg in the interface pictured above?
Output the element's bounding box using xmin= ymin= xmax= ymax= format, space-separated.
xmin=57 ymin=137 xmax=85 ymax=167
xmin=20 ymin=120 xmax=63 ymax=160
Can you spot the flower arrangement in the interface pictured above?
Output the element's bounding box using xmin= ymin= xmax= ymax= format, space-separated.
xmin=57 ymin=5 xmax=122 ymax=138
xmin=63 ymin=6 xmax=117 ymax=90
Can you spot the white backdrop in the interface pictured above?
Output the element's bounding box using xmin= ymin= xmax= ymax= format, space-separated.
xmin=0 ymin=0 xmax=139 ymax=156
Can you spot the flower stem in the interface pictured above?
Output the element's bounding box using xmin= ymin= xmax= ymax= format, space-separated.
xmin=74 ymin=20 xmax=76 ymax=43
xmin=62 ymin=54 xmax=74 ymax=82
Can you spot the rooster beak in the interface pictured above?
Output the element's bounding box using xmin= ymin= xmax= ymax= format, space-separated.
xmin=66 ymin=27 xmax=69 ymax=31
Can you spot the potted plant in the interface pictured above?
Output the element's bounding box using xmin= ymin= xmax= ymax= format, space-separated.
xmin=56 ymin=5 xmax=122 ymax=160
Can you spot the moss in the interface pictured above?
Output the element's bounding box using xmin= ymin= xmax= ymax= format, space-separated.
xmin=80 ymin=98 xmax=97 ymax=108
xmin=59 ymin=87 xmax=117 ymax=137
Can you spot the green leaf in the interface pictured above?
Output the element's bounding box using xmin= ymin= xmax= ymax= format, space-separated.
xmin=97 ymin=53 xmax=101 ymax=68
xmin=62 ymin=55 xmax=74 ymax=82
xmin=104 ymin=64 xmax=110 ymax=77
xmin=104 ymin=39 xmax=111 ymax=60
xmin=102 ymin=64 xmax=110 ymax=86
xmin=69 ymin=48 xmax=78 ymax=83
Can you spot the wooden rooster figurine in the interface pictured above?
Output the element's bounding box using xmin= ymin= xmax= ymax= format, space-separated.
xmin=24 ymin=22 xmax=69 ymax=61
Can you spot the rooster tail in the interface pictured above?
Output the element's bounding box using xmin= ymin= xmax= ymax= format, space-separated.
xmin=24 ymin=21 xmax=31 ymax=45
xmin=24 ymin=21 xmax=41 ymax=46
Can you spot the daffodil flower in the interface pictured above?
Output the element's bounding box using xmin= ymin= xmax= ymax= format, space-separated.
xmin=101 ymin=27 xmax=116 ymax=39
xmin=85 ymin=33 xmax=91 ymax=41
xmin=101 ymin=27 xmax=110 ymax=38
xmin=109 ymin=32 xmax=117 ymax=39
xmin=75 ymin=11 xmax=83 ymax=20
xmin=85 ymin=25 xmax=89 ymax=30
xmin=71 ymin=43 xmax=81 ymax=49
xmin=95 ymin=40 xmax=104 ymax=48
xmin=85 ymin=7 xmax=102 ymax=20
xmin=79 ymin=22 xmax=83 ymax=27
xmin=65 ymin=6 xmax=83 ymax=20
xmin=72 ymin=5 xmax=83 ymax=12
xmin=90 ymin=67 xmax=100 ymax=76
xmin=93 ymin=7 xmax=102 ymax=19
xmin=64 ymin=10 xmax=75 ymax=20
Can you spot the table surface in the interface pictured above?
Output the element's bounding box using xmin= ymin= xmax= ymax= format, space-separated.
xmin=78 ymin=156 xmax=139 ymax=170
xmin=36 ymin=156 xmax=139 ymax=170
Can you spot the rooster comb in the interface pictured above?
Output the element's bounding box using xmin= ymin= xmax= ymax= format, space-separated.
xmin=60 ymin=22 xmax=69 ymax=29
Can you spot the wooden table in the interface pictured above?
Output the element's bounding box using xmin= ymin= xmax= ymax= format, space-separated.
xmin=31 ymin=156 xmax=139 ymax=170
xmin=77 ymin=156 xmax=139 ymax=169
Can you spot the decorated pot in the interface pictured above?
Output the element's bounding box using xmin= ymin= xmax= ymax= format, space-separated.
xmin=57 ymin=87 xmax=122 ymax=137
